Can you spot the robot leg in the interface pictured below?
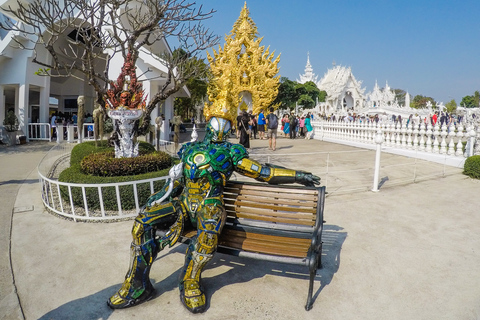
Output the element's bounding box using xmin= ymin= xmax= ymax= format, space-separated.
xmin=179 ymin=200 xmax=226 ymax=313
xmin=108 ymin=202 xmax=180 ymax=309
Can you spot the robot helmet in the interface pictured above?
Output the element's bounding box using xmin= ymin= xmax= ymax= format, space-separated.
xmin=205 ymin=117 xmax=231 ymax=142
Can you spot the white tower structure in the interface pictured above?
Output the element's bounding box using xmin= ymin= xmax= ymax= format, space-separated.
xmin=297 ymin=53 xmax=318 ymax=84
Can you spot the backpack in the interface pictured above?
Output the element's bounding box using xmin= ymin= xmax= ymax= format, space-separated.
xmin=267 ymin=113 xmax=278 ymax=129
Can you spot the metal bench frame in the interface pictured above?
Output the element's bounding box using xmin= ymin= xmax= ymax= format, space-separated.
xmin=181 ymin=181 xmax=326 ymax=311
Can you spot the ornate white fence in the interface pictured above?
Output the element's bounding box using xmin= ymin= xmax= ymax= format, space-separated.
xmin=28 ymin=123 xmax=96 ymax=142
xmin=38 ymin=142 xmax=173 ymax=222
xmin=312 ymin=120 xmax=476 ymax=168
xmin=28 ymin=123 xmax=51 ymax=140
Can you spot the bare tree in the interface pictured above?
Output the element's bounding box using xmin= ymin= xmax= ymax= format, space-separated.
xmin=0 ymin=0 xmax=219 ymax=134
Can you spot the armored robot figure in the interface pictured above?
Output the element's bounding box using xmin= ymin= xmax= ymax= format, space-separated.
xmin=107 ymin=116 xmax=320 ymax=313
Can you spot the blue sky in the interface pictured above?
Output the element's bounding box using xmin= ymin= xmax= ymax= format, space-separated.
xmin=194 ymin=0 xmax=480 ymax=105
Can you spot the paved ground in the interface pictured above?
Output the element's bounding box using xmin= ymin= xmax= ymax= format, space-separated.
xmin=1 ymin=135 xmax=480 ymax=320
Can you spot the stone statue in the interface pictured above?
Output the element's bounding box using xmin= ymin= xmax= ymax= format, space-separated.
xmin=77 ymin=96 xmax=85 ymax=142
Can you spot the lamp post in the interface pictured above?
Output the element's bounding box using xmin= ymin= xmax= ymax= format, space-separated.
xmin=372 ymin=129 xmax=384 ymax=192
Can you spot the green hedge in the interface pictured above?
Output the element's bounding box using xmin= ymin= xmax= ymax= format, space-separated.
xmin=59 ymin=140 xmax=173 ymax=211
xmin=464 ymin=155 xmax=480 ymax=179
xmin=81 ymin=151 xmax=172 ymax=177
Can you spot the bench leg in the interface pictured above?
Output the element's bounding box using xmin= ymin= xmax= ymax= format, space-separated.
xmin=305 ymin=267 xmax=315 ymax=311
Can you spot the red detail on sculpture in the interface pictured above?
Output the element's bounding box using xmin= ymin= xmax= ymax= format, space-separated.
xmin=105 ymin=52 xmax=147 ymax=110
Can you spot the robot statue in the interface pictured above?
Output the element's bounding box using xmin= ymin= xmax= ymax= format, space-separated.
xmin=107 ymin=115 xmax=320 ymax=313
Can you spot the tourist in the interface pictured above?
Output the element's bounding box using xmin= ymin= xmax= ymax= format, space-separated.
xmin=432 ymin=112 xmax=438 ymax=125
xmin=251 ymin=113 xmax=258 ymax=139
xmin=50 ymin=112 xmax=57 ymax=140
xmin=289 ymin=112 xmax=297 ymax=139
xmin=266 ymin=107 xmax=278 ymax=151
xmin=238 ymin=111 xmax=252 ymax=149
xmin=305 ymin=112 xmax=313 ymax=140
xmin=257 ymin=108 xmax=266 ymax=139
xmin=236 ymin=111 xmax=243 ymax=138
xmin=282 ymin=114 xmax=290 ymax=136
xmin=299 ymin=115 xmax=305 ymax=137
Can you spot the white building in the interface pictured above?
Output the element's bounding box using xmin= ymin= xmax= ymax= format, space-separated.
xmin=0 ymin=1 xmax=187 ymax=142
xmin=317 ymin=65 xmax=366 ymax=115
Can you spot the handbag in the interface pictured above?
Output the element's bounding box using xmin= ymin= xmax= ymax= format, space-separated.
xmin=241 ymin=121 xmax=251 ymax=135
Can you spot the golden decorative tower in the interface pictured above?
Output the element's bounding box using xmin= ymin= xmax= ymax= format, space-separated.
xmin=204 ymin=2 xmax=280 ymax=124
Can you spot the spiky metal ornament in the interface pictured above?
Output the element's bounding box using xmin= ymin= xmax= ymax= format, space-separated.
xmin=105 ymin=53 xmax=147 ymax=158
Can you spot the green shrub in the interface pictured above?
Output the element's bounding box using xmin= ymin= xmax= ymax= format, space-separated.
xmin=59 ymin=140 xmax=174 ymax=211
xmin=464 ymin=155 xmax=480 ymax=179
xmin=80 ymin=150 xmax=172 ymax=177
xmin=70 ymin=140 xmax=155 ymax=166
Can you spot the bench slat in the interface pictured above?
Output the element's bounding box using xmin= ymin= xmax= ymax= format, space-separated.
xmin=228 ymin=211 xmax=316 ymax=226
xmin=235 ymin=200 xmax=317 ymax=214
xmin=225 ymin=188 xmax=318 ymax=201
xmin=225 ymin=183 xmax=318 ymax=195
xmin=219 ymin=232 xmax=310 ymax=258
xmin=230 ymin=205 xmax=316 ymax=220
xmin=235 ymin=195 xmax=318 ymax=207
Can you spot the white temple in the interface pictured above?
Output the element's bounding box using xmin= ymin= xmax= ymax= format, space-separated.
xmin=317 ymin=65 xmax=366 ymax=115
xmin=296 ymin=54 xmax=436 ymax=119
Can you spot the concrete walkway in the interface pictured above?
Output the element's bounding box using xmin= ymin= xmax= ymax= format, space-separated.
xmin=1 ymin=136 xmax=480 ymax=320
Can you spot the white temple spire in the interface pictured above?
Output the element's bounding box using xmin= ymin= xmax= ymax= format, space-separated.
xmin=297 ymin=52 xmax=318 ymax=84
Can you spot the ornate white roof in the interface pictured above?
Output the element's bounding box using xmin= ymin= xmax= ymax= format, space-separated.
xmin=296 ymin=53 xmax=318 ymax=84
xmin=317 ymin=65 xmax=366 ymax=100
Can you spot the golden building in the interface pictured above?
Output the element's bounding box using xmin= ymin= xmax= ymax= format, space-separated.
xmin=204 ymin=2 xmax=280 ymax=124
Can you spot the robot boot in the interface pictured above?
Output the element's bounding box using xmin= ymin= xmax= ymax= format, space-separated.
xmin=108 ymin=221 xmax=158 ymax=309
xmin=179 ymin=242 xmax=214 ymax=313
xmin=108 ymin=201 xmax=184 ymax=309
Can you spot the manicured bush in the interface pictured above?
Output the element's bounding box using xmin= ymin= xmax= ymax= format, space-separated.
xmin=59 ymin=140 xmax=174 ymax=211
xmin=464 ymin=155 xmax=480 ymax=179
xmin=80 ymin=150 xmax=173 ymax=176
xmin=70 ymin=140 xmax=155 ymax=166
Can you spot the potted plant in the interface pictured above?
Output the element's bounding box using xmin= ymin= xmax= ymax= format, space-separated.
xmin=3 ymin=110 xmax=19 ymax=145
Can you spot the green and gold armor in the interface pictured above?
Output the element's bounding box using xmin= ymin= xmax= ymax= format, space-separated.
xmin=108 ymin=116 xmax=320 ymax=313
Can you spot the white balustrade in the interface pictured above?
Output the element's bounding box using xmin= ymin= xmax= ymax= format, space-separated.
xmin=313 ymin=119 xmax=472 ymax=163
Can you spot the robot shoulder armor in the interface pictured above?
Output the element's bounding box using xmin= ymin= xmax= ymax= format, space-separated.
xmin=229 ymin=143 xmax=248 ymax=164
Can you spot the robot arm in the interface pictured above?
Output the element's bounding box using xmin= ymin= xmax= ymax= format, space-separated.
xmin=234 ymin=158 xmax=320 ymax=187
xmin=146 ymin=163 xmax=184 ymax=207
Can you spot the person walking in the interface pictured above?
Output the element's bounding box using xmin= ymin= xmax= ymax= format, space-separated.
xmin=266 ymin=107 xmax=278 ymax=151
xmin=257 ymin=108 xmax=266 ymax=140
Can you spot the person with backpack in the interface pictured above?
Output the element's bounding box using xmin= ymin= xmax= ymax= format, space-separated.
xmin=266 ymin=107 xmax=278 ymax=151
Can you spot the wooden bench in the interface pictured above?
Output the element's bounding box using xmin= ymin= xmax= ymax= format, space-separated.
xmin=181 ymin=181 xmax=326 ymax=311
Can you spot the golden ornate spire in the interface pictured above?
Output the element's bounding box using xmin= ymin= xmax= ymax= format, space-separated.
xmin=204 ymin=2 xmax=280 ymax=124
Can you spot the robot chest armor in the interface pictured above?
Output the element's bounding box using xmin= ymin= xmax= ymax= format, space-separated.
xmin=182 ymin=144 xmax=234 ymax=181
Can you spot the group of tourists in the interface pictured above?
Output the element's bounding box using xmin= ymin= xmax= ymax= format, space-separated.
xmin=279 ymin=112 xmax=314 ymax=139
xmin=236 ymin=108 xmax=314 ymax=151
xmin=324 ymin=111 xmax=465 ymax=130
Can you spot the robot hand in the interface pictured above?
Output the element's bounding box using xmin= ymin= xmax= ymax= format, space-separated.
xmin=296 ymin=171 xmax=321 ymax=187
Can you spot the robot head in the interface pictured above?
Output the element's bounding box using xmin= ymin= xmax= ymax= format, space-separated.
xmin=205 ymin=117 xmax=232 ymax=142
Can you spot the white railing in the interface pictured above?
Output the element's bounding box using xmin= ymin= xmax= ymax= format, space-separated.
xmin=28 ymin=123 xmax=51 ymax=140
xmin=245 ymin=149 xmax=461 ymax=195
xmin=38 ymin=143 xmax=169 ymax=222
xmin=27 ymin=122 xmax=96 ymax=142
xmin=312 ymin=120 xmax=475 ymax=167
